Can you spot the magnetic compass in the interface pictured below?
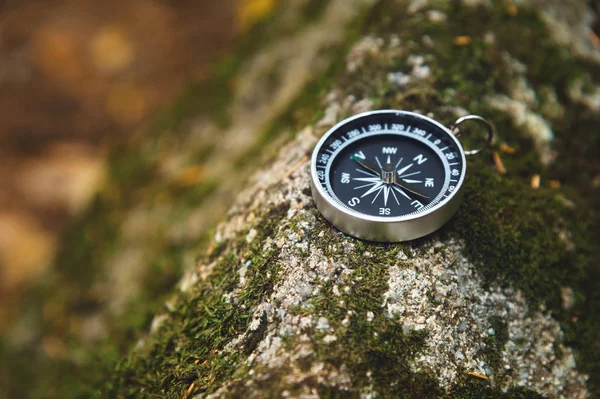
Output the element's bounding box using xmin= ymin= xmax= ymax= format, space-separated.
xmin=310 ymin=110 xmax=493 ymax=242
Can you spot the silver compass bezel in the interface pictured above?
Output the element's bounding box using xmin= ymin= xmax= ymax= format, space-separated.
xmin=310 ymin=109 xmax=467 ymax=242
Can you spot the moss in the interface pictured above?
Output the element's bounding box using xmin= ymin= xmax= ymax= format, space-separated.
xmin=449 ymin=377 xmax=544 ymax=399
xmin=481 ymin=317 xmax=509 ymax=370
xmin=100 ymin=199 xmax=289 ymax=398
xmin=305 ymin=224 xmax=441 ymax=397
xmin=356 ymin=1 xmax=600 ymax=395
xmin=6 ymin=1 xmax=600 ymax=398
xmin=100 ymin=1 xmax=599 ymax=396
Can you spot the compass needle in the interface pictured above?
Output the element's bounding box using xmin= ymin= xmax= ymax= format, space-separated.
xmin=352 ymin=155 xmax=382 ymax=176
xmin=356 ymin=168 xmax=377 ymax=177
xmin=392 ymin=185 xmax=411 ymax=200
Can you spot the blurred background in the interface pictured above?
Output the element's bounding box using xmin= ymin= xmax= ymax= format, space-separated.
xmin=0 ymin=0 xmax=276 ymax=314
xmin=0 ymin=0 xmax=318 ymax=395
xmin=0 ymin=1 xmax=281 ymax=395
xmin=2 ymin=0 xmax=600 ymax=397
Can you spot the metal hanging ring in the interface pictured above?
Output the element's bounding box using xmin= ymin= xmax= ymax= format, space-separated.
xmin=450 ymin=115 xmax=494 ymax=156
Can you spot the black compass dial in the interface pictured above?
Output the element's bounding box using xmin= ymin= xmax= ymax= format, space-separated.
xmin=313 ymin=111 xmax=465 ymax=219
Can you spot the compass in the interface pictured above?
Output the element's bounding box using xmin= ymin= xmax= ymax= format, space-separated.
xmin=310 ymin=110 xmax=493 ymax=242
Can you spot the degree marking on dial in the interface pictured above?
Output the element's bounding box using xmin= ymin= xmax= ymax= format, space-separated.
xmin=449 ymin=162 xmax=459 ymax=166
xmin=397 ymin=163 xmax=413 ymax=176
xmin=439 ymin=146 xmax=448 ymax=151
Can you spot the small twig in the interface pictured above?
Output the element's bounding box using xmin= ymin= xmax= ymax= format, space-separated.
xmin=181 ymin=382 xmax=196 ymax=399
xmin=282 ymin=155 xmax=309 ymax=179
xmin=505 ymin=1 xmax=517 ymax=17
xmin=454 ymin=36 xmax=472 ymax=46
xmin=530 ymin=174 xmax=541 ymax=189
xmin=590 ymin=31 xmax=600 ymax=48
xmin=492 ymin=151 xmax=507 ymax=174
xmin=467 ymin=371 xmax=489 ymax=380
xmin=500 ymin=144 xmax=517 ymax=154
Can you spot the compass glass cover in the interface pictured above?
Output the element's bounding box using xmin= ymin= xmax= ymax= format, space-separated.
xmin=313 ymin=111 xmax=465 ymax=219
